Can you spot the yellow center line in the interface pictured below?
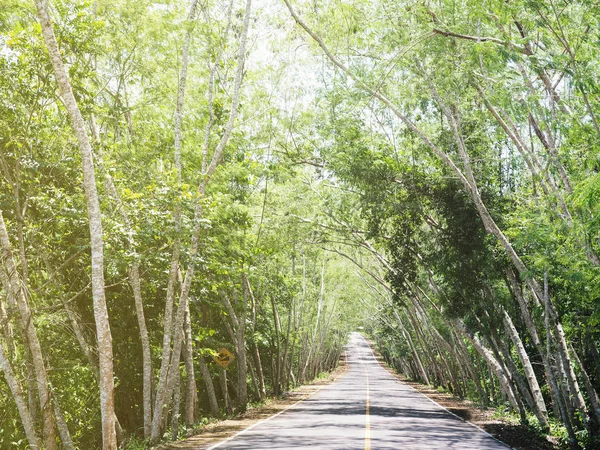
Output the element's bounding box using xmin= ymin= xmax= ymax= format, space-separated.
xmin=364 ymin=363 xmax=370 ymax=450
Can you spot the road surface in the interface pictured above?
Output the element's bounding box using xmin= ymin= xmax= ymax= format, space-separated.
xmin=206 ymin=332 xmax=508 ymax=449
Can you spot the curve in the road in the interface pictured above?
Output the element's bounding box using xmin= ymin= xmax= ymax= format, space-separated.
xmin=205 ymin=332 xmax=510 ymax=450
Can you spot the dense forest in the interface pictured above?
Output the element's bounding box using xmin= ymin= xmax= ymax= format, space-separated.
xmin=1 ymin=0 xmax=600 ymax=449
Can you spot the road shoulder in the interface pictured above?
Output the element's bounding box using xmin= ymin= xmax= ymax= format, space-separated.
xmin=363 ymin=337 xmax=558 ymax=450
xmin=153 ymin=355 xmax=348 ymax=450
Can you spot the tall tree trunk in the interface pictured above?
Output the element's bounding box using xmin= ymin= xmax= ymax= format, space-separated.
xmin=270 ymin=294 xmax=282 ymax=393
xmin=455 ymin=320 xmax=521 ymax=413
xmin=53 ymin=396 xmax=76 ymax=450
xmin=245 ymin=276 xmax=266 ymax=401
xmin=485 ymin=324 xmax=529 ymax=423
xmin=151 ymin=249 xmax=179 ymax=441
xmin=171 ymin=364 xmax=182 ymax=441
xmin=128 ymin=263 xmax=152 ymax=438
xmin=92 ymin=128 xmax=153 ymax=440
xmin=184 ymin=302 xmax=197 ymax=426
xmin=34 ymin=2 xmax=116 ymax=447
xmin=153 ymin=0 xmax=252 ymax=438
xmin=151 ymin=0 xmax=199 ymax=440
xmin=281 ymin=301 xmax=294 ymax=391
xmin=251 ymin=343 xmax=266 ymax=400
xmin=407 ymin=308 xmax=439 ymax=385
xmin=502 ymin=309 xmax=550 ymax=429
xmin=221 ymin=289 xmax=247 ymax=408
xmin=8 ymin=164 xmax=40 ymax=430
xmin=247 ymin=357 xmax=259 ymax=400
xmin=395 ymin=305 xmax=429 ymax=385
xmin=505 ymin=269 xmax=567 ymax=416
xmin=454 ymin=331 xmax=488 ymax=405
xmin=544 ymin=273 xmax=580 ymax=448
xmin=0 ymin=322 xmax=40 ymax=449
xmin=237 ymin=289 xmax=248 ymax=408
xmin=198 ymin=356 xmax=219 ymax=416
xmin=0 ymin=212 xmax=58 ymax=450
xmin=301 ymin=260 xmax=325 ymax=382
xmin=236 ymin=324 xmax=247 ymax=408
xmin=569 ymin=344 xmax=600 ymax=429
xmin=219 ymin=367 xmax=232 ymax=415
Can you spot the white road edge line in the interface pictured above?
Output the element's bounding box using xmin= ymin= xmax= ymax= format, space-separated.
xmin=205 ymin=361 xmax=348 ymax=450
xmin=357 ymin=333 xmax=517 ymax=450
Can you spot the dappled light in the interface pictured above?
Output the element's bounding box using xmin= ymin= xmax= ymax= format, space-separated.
xmin=0 ymin=0 xmax=599 ymax=449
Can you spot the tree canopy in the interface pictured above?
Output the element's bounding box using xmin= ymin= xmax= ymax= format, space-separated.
xmin=1 ymin=0 xmax=600 ymax=449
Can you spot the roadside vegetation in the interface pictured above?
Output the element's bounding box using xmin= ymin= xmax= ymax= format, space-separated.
xmin=1 ymin=0 xmax=600 ymax=449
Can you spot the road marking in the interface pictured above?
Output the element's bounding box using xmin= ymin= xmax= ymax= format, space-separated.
xmin=358 ymin=334 xmax=514 ymax=450
xmin=364 ymin=358 xmax=371 ymax=450
xmin=205 ymin=385 xmax=326 ymax=450
xmin=205 ymin=363 xmax=350 ymax=450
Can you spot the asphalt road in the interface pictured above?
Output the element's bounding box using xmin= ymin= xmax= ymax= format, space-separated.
xmin=206 ymin=332 xmax=508 ymax=449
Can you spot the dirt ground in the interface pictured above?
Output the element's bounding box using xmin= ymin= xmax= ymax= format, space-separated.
xmin=156 ymin=344 xmax=559 ymax=450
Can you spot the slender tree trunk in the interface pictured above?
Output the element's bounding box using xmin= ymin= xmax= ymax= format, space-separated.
xmin=171 ymin=364 xmax=181 ymax=441
xmin=507 ymin=269 xmax=570 ymax=424
xmin=251 ymin=343 xmax=266 ymax=400
xmin=0 ymin=325 xmax=40 ymax=449
xmin=151 ymin=249 xmax=179 ymax=440
xmin=151 ymin=0 xmax=199 ymax=440
xmin=455 ymin=320 xmax=521 ymax=412
xmin=34 ymin=2 xmax=115 ymax=447
xmin=198 ymin=355 xmax=219 ymax=416
xmin=281 ymin=300 xmax=293 ymax=391
xmin=184 ymin=302 xmax=197 ymax=426
xmin=153 ymin=0 xmax=251 ymax=437
xmin=129 ymin=264 xmax=152 ymax=438
xmin=247 ymin=357 xmax=259 ymax=400
xmin=544 ymin=273 xmax=580 ymax=448
xmin=221 ymin=290 xmax=247 ymax=408
xmin=91 ymin=115 xmax=154 ymax=439
xmin=237 ymin=301 xmax=248 ymax=408
xmin=455 ymin=331 xmax=488 ymax=406
xmin=0 ymin=213 xmax=58 ymax=450
xmin=219 ymin=367 xmax=232 ymax=415
xmin=407 ymin=308 xmax=439 ymax=385
xmin=502 ymin=308 xmax=549 ymax=429
xmin=569 ymin=344 xmax=600 ymax=428
xmin=396 ymin=307 xmax=429 ymax=385
xmin=236 ymin=328 xmax=247 ymax=408
xmin=485 ymin=324 xmax=529 ymax=423
xmin=53 ymin=397 xmax=76 ymax=450
xmin=270 ymin=294 xmax=282 ymax=393
xmin=245 ymin=276 xmax=266 ymax=400
xmin=302 ymin=260 xmax=325 ymax=382
xmin=10 ymin=170 xmax=39 ymax=430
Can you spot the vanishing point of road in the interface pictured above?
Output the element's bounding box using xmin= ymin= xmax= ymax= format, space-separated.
xmin=205 ymin=333 xmax=509 ymax=449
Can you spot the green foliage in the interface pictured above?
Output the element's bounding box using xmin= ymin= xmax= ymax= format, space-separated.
xmin=2 ymin=0 xmax=600 ymax=447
